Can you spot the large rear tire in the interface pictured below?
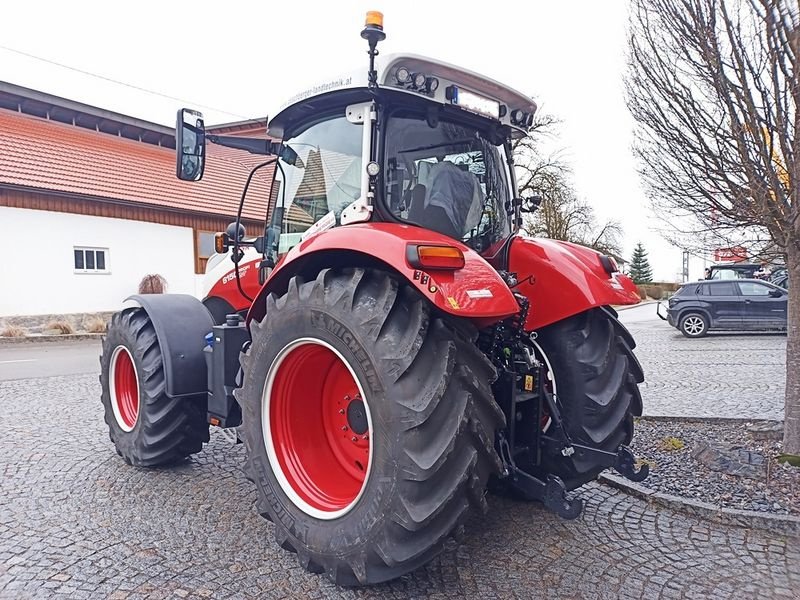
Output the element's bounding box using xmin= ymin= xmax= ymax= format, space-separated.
xmin=99 ymin=308 xmax=209 ymax=466
xmin=236 ymin=268 xmax=504 ymax=585
xmin=523 ymin=307 xmax=644 ymax=490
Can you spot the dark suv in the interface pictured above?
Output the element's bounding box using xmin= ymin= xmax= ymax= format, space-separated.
xmin=659 ymin=279 xmax=788 ymax=338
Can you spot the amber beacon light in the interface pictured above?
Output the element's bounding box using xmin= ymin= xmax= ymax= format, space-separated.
xmin=364 ymin=10 xmax=384 ymax=30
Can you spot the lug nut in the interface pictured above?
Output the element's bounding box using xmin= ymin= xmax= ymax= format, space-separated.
xmin=341 ymin=426 xmax=348 ymax=431
xmin=344 ymin=395 xmax=350 ymax=401
xmin=339 ymin=409 xmax=345 ymax=415
xmin=351 ymin=437 xmax=358 ymax=442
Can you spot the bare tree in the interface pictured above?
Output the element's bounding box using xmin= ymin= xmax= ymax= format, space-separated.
xmin=627 ymin=0 xmax=799 ymax=453
xmin=514 ymin=113 xmax=623 ymax=255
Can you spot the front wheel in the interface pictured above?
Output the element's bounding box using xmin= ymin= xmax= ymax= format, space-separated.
xmin=99 ymin=308 xmax=209 ymax=466
xmin=236 ymin=268 xmax=504 ymax=585
xmin=679 ymin=312 xmax=709 ymax=338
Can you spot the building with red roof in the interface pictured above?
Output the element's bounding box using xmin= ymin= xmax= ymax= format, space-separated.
xmin=0 ymin=81 xmax=272 ymax=317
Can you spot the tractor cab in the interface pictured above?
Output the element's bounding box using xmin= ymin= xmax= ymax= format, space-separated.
xmin=263 ymin=53 xmax=536 ymax=255
xmin=176 ymin=17 xmax=536 ymax=268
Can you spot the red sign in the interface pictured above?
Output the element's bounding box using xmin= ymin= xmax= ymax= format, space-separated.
xmin=713 ymin=247 xmax=748 ymax=262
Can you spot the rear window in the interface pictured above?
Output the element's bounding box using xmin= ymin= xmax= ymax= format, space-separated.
xmin=708 ymin=282 xmax=737 ymax=296
xmin=676 ymin=284 xmax=696 ymax=296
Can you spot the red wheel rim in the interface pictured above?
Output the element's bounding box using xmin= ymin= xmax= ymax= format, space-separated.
xmin=110 ymin=345 xmax=139 ymax=432
xmin=263 ymin=339 xmax=372 ymax=520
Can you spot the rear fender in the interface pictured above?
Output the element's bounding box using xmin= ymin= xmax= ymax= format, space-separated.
xmin=122 ymin=294 xmax=214 ymax=398
xmin=509 ymin=238 xmax=641 ymax=330
xmin=246 ymin=223 xmax=520 ymax=327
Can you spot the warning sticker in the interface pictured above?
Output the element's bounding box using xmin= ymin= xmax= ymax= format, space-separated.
xmin=466 ymin=289 xmax=493 ymax=299
xmin=524 ymin=375 xmax=534 ymax=391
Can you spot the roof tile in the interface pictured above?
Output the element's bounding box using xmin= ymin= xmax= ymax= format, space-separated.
xmin=0 ymin=108 xmax=272 ymax=221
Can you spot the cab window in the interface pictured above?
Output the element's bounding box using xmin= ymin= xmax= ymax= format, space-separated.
xmin=271 ymin=113 xmax=362 ymax=253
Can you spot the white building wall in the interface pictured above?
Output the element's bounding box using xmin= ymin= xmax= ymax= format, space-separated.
xmin=0 ymin=206 xmax=198 ymax=316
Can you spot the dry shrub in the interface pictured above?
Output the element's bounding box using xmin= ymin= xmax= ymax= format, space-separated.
xmin=45 ymin=320 xmax=75 ymax=335
xmin=138 ymin=274 xmax=167 ymax=294
xmin=649 ymin=285 xmax=665 ymax=300
xmin=0 ymin=325 xmax=26 ymax=337
xmin=636 ymin=285 xmax=648 ymax=300
xmin=84 ymin=317 xmax=108 ymax=334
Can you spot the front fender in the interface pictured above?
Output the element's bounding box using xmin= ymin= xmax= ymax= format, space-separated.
xmin=247 ymin=223 xmax=520 ymax=327
xmin=122 ymin=294 xmax=214 ymax=398
xmin=509 ymin=238 xmax=641 ymax=330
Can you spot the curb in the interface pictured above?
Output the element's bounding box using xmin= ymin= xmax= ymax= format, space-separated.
xmin=614 ymin=300 xmax=658 ymax=312
xmin=638 ymin=415 xmax=783 ymax=425
xmin=599 ymin=472 xmax=800 ymax=538
xmin=0 ymin=334 xmax=103 ymax=345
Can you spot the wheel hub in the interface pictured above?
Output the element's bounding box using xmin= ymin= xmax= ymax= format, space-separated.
xmin=346 ymin=398 xmax=369 ymax=435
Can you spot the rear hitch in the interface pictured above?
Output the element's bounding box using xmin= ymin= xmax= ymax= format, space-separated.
xmin=507 ymin=467 xmax=584 ymax=520
xmin=544 ymin=440 xmax=650 ymax=483
xmin=499 ymin=434 xmax=584 ymax=520
xmin=613 ymin=445 xmax=649 ymax=482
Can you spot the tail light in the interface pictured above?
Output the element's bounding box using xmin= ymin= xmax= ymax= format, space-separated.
xmin=406 ymin=245 xmax=465 ymax=270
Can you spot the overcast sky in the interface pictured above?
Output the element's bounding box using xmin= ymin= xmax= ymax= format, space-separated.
xmin=1 ymin=0 xmax=705 ymax=280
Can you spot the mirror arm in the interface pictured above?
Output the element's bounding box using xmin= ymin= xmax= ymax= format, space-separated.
xmin=205 ymin=135 xmax=280 ymax=156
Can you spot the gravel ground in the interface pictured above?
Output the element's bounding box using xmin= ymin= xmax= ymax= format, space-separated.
xmin=629 ymin=418 xmax=800 ymax=515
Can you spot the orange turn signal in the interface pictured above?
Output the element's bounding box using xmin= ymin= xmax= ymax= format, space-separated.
xmin=214 ymin=232 xmax=229 ymax=254
xmin=365 ymin=10 xmax=384 ymax=29
xmin=409 ymin=245 xmax=465 ymax=270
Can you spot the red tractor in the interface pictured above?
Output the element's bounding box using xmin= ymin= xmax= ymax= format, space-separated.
xmin=99 ymin=13 xmax=647 ymax=585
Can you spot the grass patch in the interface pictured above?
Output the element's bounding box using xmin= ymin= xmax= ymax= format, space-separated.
xmin=777 ymin=454 xmax=800 ymax=467
xmin=657 ymin=436 xmax=685 ymax=451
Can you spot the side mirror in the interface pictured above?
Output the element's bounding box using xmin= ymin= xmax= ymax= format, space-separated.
xmin=519 ymin=194 xmax=542 ymax=213
xmin=769 ymin=289 xmax=784 ymax=298
xmin=176 ymin=108 xmax=206 ymax=181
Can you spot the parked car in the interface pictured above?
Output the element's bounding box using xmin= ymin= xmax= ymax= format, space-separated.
xmin=770 ymin=266 xmax=789 ymax=289
xmin=704 ymin=262 xmax=761 ymax=280
xmin=658 ymin=279 xmax=788 ymax=338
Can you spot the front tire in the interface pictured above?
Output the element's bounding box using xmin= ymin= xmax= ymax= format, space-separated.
xmin=99 ymin=308 xmax=209 ymax=466
xmin=236 ymin=268 xmax=504 ymax=585
xmin=679 ymin=312 xmax=709 ymax=338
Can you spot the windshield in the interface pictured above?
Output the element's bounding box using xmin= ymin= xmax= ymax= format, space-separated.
xmin=383 ymin=110 xmax=512 ymax=251
xmin=270 ymin=113 xmax=362 ymax=254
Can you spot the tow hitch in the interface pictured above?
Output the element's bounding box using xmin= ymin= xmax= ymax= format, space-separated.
xmin=656 ymin=301 xmax=668 ymax=320
xmin=499 ymin=437 xmax=649 ymax=520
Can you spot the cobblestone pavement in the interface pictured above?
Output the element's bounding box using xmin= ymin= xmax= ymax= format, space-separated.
xmin=620 ymin=307 xmax=786 ymax=420
xmin=2 ymin=374 xmax=799 ymax=599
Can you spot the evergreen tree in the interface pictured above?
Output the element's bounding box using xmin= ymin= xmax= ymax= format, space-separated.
xmin=629 ymin=242 xmax=653 ymax=284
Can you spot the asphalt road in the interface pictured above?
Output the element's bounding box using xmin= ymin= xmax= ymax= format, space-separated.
xmin=0 ymin=340 xmax=101 ymax=381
